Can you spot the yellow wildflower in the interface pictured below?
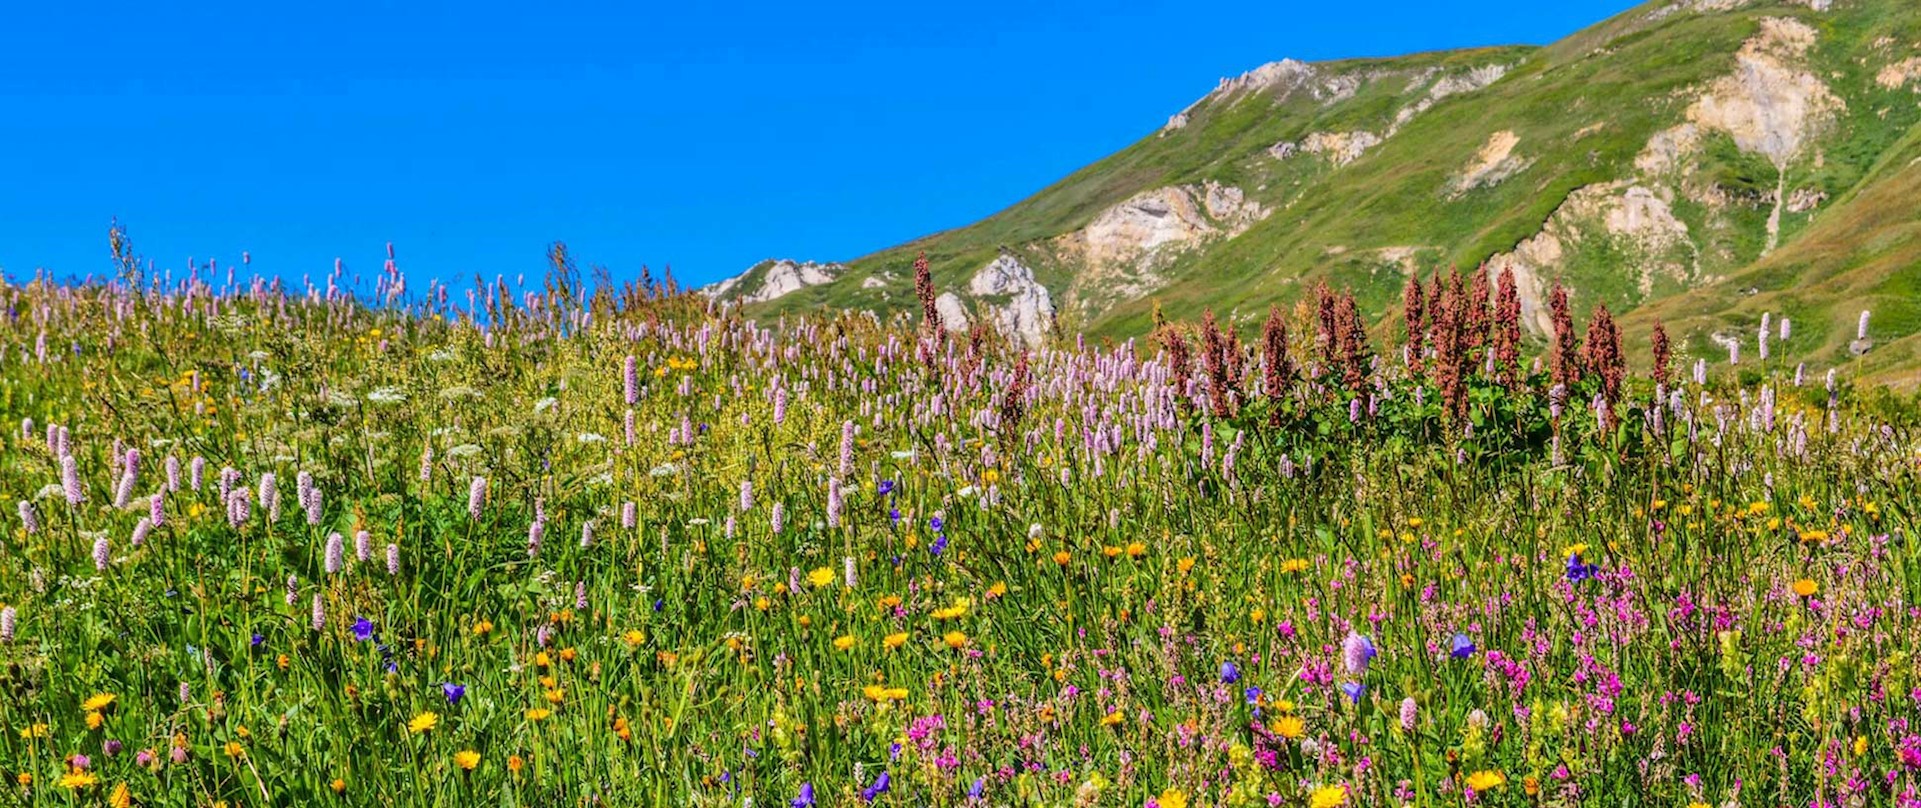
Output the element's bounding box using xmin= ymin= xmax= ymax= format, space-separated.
xmin=1464 ymin=770 xmax=1505 ymax=791
xmin=1308 ymin=784 xmax=1348 ymax=808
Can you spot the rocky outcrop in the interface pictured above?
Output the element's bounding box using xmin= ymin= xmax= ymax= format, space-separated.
xmin=1635 ymin=124 xmax=1702 ymax=174
xmin=702 ymin=259 xmax=845 ymax=304
xmin=1212 ymin=59 xmax=1322 ymax=99
xmin=935 ymin=293 xmax=971 ymax=333
xmin=1448 ymin=131 xmax=1530 ymax=196
xmin=1880 ymin=57 xmax=1921 ymax=90
xmin=1484 ymin=182 xmax=1702 ymax=332
xmin=969 ymin=254 xmax=1056 ymax=348
xmin=1390 ymin=65 xmax=1509 ymax=134
xmin=1056 ymin=182 xmax=1269 ymax=312
xmin=1301 ymin=131 xmax=1384 ymax=166
xmin=1267 ymin=64 xmax=1507 ymax=170
xmin=1686 ymin=17 xmax=1840 ymax=166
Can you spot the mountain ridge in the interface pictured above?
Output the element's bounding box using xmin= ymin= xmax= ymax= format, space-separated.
xmin=707 ymin=0 xmax=1921 ymax=388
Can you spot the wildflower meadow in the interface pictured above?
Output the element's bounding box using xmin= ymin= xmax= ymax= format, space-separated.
xmin=2 ymin=244 xmax=1918 ymax=807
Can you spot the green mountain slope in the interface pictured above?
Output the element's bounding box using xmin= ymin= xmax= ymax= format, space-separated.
xmin=709 ymin=0 xmax=1921 ymax=385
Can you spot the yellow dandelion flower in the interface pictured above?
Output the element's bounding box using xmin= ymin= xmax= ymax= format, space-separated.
xmin=883 ymin=632 xmax=909 ymax=650
xmin=408 ymin=711 xmax=438 ymax=734
xmin=1793 ymin=578 xmax=1818 ymax=598
xmin=942 ymin=631 xmax=967 ymax=649
xmin=806 ymin=567 xmax=834 ymax=588
xmin=525 ymin=708 xmax=553 ymax=721
xmin=1273 ymin=715 xmax=1305 ymax=739
xmin=454 ymin=750 xmax=481 ymax=771
xmin=1308 ymin=784 xmax=1348 ymax=808
xmin=1464 ymin=770 xmax=1505 ymax=791
xmin=81 ymin=693 xmax=117 ymax=712
xmin=833 ymin=635 xmax=856 ymax=651
xmin=59 ymin=770 xmax=98 ymax=789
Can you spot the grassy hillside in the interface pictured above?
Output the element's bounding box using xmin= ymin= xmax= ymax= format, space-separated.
xmin=719 ymin=0 xmax=1921 ymax=386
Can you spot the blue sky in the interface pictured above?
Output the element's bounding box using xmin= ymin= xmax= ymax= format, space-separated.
xmin=1 ymin=0 xmax=1634 ymax=290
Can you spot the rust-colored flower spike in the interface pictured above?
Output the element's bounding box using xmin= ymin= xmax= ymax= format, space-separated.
xmin=1583 ymin=304 xmax=1625 ymax=404
xmin=961 ymin=323 xmax=989 ymax=379
xmin=1493 ymin=268 xmax=1522 ymax=387
xmin=913 ymin=252 xmax=941 ymax=335
xmin=1336 ymin=290 xmax=1372 ymax=391
xmin=1425 ymin=273 xmax=1445 ymax=349
xmin=1000 ymin=352 xmax=1030 ymax=432
xmin=1402 ymin=275 xmax=1426 ymax=375
xmin=1200 ymin=311 xmax=1237 ymax=419
xmin=1315 ymin=282 xmax=1340 ymax=376
xmin=1261 ymin=305 xmax=1294 ymax=401
xmin=1465 ymin=266 xmax=1492 ymax=353
xmin=1549 ymin=282 xmax=1582 ymax=389
xmin=1650 ymin=320 xmax=1671 ymax=389
xmin=1432 ymin=277 xmax=1468 ymax=422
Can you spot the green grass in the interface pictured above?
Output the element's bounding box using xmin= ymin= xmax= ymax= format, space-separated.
xmin=3 ymin=272 xmax=1921 ymax=805
xmin=717 ymin=0 xmax=1921 ymax=384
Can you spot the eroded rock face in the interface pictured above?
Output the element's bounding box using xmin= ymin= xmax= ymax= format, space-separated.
xmin=1687 ymin=17 xmax=1840 ymax=166
xmin=1390 ymin=64 xmax=1509 ymax=134
xmin=1055 ymin=182 xmax=1269 ymax=313
xmin=1266 ymin=63 xmax=1508 ymax=170
xmin=934 ymin=293 xmax=971 ymax=333
xmin=969 ymin=254 xmax=1056 ymax=348
xmin=1635 ymin=124 xmax=1702 ymax=175
xmin=1213 ymin=59 xmax=1321 ymax=98
xmin=1302 ymin=131 xmax=1384 ymax=166
xmin=702 ymin=259 xmax=845 ymax=304
xmin=1448 ymin=130 xmax=1530 ymax=196
xmin=1484 ymin=183 xmax=1701 ymax=333
xmin=1880 ymin=57 xmax=1921 ymax=90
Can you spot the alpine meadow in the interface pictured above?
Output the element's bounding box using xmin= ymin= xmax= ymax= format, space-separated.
xmin=8 ymin=0 xmax=1921 ymax=806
